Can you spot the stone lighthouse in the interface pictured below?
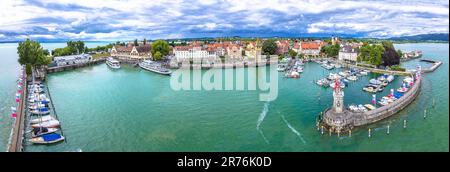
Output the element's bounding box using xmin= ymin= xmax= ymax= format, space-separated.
xmin=332 ymin=79 xmax=344 ymax=113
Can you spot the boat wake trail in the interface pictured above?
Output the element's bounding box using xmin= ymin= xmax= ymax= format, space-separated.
xmin=281 ymin=115 xmax=306 ymax=144
xmin=256 ymin=101 xmax=270 ymax=144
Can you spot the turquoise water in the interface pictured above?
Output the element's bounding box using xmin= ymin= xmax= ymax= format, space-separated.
xmin=0 ymin=43 xmax=448 ymax=152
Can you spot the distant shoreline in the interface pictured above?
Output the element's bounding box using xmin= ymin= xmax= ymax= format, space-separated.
xmin=1 ymin=40 xmax=448 ymax=44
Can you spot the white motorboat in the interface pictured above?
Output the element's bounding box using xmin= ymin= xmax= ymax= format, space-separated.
xmin=397 ymin=87 xmax=408 ymax=93
xmin=277 ymin=64 xmax=286 ymax=72
xmin=30 ymin=115 xmax=56 ymax=124
xmin=360 ymin=71 xmax=368 ymax=75
xmin=330 ymin=82 xmax=345 ymax=88
xmin=31 ymin=127 xmax=59 ymax=138
xmin=347 ymin=75 xmax=358 ymax=81
xmin=106 ymin=57 xmax=121 ymax=69
xmin=386 ymin=75 xmax=395 ymax=83
xmin=31 ymin=119 xmax=60 ymax=128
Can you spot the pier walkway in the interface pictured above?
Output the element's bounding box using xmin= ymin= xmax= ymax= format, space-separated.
xmin=7 ymin=71 xmax=27 ymax=152
xmin=47 ymin=58 xmax=106 ymax=73
xmin=420 ymin=59 xmax=442 ymax=73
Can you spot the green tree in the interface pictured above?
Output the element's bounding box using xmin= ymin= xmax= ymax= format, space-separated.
xmin=396 ymin=49 xmax=403 ymax=57
xmin=17 ymin=39 xmax=45 ymax=65
xmin=298 ymin=53 xmax=304 ymax=59
xmin=143 ymin=38 xmax=147 ymax=45
xmin=151 ymin=40 xmax=170 ymax=57
xmin=134 ymin=39 xmax=138 ymax=46
xmin=17 ymin=39 xmax=51 ymax=69
xmin=288 ymin=49 xmax=298 ymax=59
xmin=42 ymin=49 xmax=49 ymax=56
xmin=262 ymin=39 xmax=277 ymax=55
xmin=25 ymin=64 xmax=32 ymax=75
xmin=153 ymin=51 xmax=162 ymax=61
xmin=320 ymin=43 xmax=340 ymax=57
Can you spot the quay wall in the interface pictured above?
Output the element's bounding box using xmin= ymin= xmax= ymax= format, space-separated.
xmin=421 ymin=61 xmax=442 ymax=73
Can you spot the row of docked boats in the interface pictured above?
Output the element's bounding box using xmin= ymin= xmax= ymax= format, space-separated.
xmin=27 ymin=83 xmax=65 ymax=144
xmin=316 ymin=60 xmax=341 ymax=70
xmin=284 ymin=59 xmax=304 ymax=78
xmin=376 ymin=76 xmax=415 ymax=107
xmin=362 ymin=74 xmax=395 ymax=93
xmin=316 ymin=69 xmax=369 ymax=88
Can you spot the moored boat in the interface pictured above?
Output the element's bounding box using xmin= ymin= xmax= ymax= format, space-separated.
xmin=30 ymin=107 xmax=50 ymax=115
xmin=106 ymin=57 xmax=121 ymax=69
xmin=139 ymin=60 xmax=172 ymax=75
xmin=31 ymin=127 xmax=59 ymax=138
xmin=29 ymin=133 xmax=64 ymax=144
xmin=30 ymin=115 xmax=56 ymax=124
xmin=31 ymin=119 xmax=60 ymax=128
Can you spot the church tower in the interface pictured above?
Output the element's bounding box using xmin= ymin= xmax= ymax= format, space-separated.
xmin=332 ymin=79 xmax=344 ymax=113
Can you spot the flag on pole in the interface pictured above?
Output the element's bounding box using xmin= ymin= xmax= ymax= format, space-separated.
xmin=11 ymin=107 xmax=16 ymax=112
xmin=372 ymin=94 xmax=376 ymax=105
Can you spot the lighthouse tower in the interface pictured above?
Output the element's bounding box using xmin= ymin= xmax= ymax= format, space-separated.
xmin=332 ymin=79 xmax=344 ymax=113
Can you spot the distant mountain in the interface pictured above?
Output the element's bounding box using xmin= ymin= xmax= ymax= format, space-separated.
xmin=389 ymin=33 xmax=449 ymax=42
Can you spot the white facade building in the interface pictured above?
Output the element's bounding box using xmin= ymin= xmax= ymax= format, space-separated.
xmin=338 ymin=45 xmax=358 ymax=62
xmin=173 ymin=46 xmax=217 ymax=62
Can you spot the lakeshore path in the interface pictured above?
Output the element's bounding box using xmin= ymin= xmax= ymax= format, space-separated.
xmin=7 ymin=71 xmax=27 ymax=152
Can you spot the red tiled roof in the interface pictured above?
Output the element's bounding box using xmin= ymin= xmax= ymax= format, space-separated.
xmin=114 ymin=46 xmax=133 ymax=52
xmin=173 ymin=45 xmax=193 ymax=51
xmin=301 ymin=42 xmax=320 ymax=50
xmin=135 ymin=45 xmax=151 ymax=53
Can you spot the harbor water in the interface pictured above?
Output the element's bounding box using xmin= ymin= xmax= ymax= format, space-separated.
xmin=0 ymin=43 xmax=448 ymax=151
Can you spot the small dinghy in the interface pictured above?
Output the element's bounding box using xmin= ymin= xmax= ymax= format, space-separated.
xmin=30 ymin=115 xmax=56 ymax=124
xmin=31 ymin=127 xmax=59 ymax=138
xmin=29 ymin=133 xmax=64 ymax=144
xmin=31 ymin=119 xmax=60 ymax=128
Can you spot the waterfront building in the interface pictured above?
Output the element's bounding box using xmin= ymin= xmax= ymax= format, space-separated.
xmin=338 ymin=44 xmax=358 ymax=62
xmin=276 ymin=40 xmax=290 ymax=55
xmin=244 ymin=41 xmax=263 ymax=62
xmin=292 ymin=42 xmax=301 ymax=53
xmin=111 ymin=45 xmax=152 ymax=61
xmin=300 ymin=41 xmax=322 ymax=58
xmin=207 ymin=43 xmax=227 ymax=57
xmin=226 ymin=44 xmax=243 ymax=59
xmin=52 ymin=54 xmax=92 ymax=67
xmin=173 ymin=45 xmax=217 ymax=62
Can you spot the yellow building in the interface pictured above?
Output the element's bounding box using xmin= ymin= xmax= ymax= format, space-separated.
xmin=244 ymin=41 xmax=262 ymax=62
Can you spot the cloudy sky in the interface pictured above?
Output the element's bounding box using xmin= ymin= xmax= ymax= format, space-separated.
xmin=0 ymin=0 xmax=448 ymax=41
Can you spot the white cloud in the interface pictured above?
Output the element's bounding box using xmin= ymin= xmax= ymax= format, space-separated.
xmin=0 ymin=0 xmax=448 ymax=40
